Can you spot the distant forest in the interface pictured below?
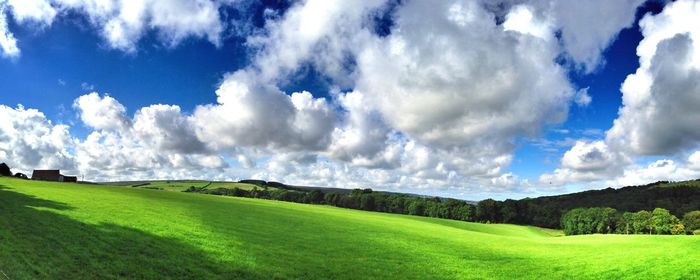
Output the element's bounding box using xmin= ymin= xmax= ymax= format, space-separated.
xmin=187 ymin=179 xmax=700 ymax=233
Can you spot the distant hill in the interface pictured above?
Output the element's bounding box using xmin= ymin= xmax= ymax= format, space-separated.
xmin=237 ymin=179 xmax=477 ymax=203
xmin=513 ymin=179 xmax=700 ymax=228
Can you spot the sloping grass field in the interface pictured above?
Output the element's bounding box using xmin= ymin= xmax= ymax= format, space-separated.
xmin=106 ymin=180 xmax=265 ymax=192
xmin=1 ymin=177 xmax=698 ymax=279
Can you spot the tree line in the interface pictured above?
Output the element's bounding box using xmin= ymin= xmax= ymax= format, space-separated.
xmin=183 ymin=179 xmax=700 ymax=234
xmin=502 ymin=180 xmax=700 ymax=228
xmin=561 ymin=207 xmax=700 ymax=235
xmin=186 ymin=187 xmax=486 ymax=221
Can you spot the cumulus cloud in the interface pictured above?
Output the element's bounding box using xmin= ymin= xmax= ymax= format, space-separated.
xmin=73 ymin=92 xmax=131 ymax=131
xmin=503 ymin=4 xmax=553 ymax=41
xmin=552 ymin=0 xmax=645 ymax=72
xmin=247 ymin=0 xmax=386 ymax=85
xmin=241 ymin=0 xmax=585 ymax=183
xmin=608 ymin=152 xmax=700 ymax=187
xmin=0 ymin=0 xmax=227 ymax=54
xmin=327 ymin=90 xmax=398 ymax=168
xmin=540 ymin=141 xmax=629 ymax=185
xmin=1 ymin=0 xmax=670 ymax=197
xmin=132 ymin=104 xmax=208 ymax=154
xmin=543 ymin=1 xmax=700 ymax=187
xmin=608 ymin=0 xmax=700 ymax=156
xmin=353 ymin=0 xmax=572 ymax=167
xmin=189 ymin=0 xmax=649 ymax=194
xmin=70 ymin=93 xmax=229 ymax=181
xmin=75 ymin=130 xmax=228 ymax=181
xmin=0 ymin=105 xmax=75 ymax=173
xmin=192 ymin=70 xmax=336 ymax=151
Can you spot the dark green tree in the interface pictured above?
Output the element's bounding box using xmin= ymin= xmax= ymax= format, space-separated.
xmin=306 ymin=190 xmax=324 ymax=204
xmin=476 ymin=199 xmax=501 ymax=223
xmin=682 ymin=210 xmax=700 ymax=233
xmin=360 ymin=194 xmax=376 ymax=211
xmin=632 ymin=210 xmax=652 ymax=234
xmin=500 ymin=199 xmax=519 ymax=224
xmin=408 ymin=200 xmax=426 ymax=216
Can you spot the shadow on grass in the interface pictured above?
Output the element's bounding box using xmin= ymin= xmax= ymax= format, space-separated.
xmin=0 ymin=186 xmax=257 ymax=279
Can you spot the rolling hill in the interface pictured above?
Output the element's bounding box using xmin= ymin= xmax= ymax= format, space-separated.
xmin=0 ymin=177 xmax=698 ymax=279
xmin=513 ymin=179 xmax=700 ymax=228
xmin=104 ymin=180 xmax=268 ymax=192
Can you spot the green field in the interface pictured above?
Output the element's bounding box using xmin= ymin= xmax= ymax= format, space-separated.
xmin=106 ymin=180 xmax=266 ymax=192
xmin=1 ymin=177 xmax=698 ymax=279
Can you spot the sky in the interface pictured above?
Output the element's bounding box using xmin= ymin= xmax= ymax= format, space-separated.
xmin=1 ymin=0 xmax=700 ymax=200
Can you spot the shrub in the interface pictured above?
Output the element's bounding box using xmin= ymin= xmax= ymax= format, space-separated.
xmin=683 ymin=211 xmax=700 ymax=232
xmin=671 ymin=223 xmax=685 ymax=235
xmin=694 ymin=230 xmax=700 ymax=236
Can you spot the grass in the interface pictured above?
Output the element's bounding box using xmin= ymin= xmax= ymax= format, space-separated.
xmin=1 ymin=177 xmax=699 ymax=279
xmin=655 ymin=179 xmax=700 ymax=189
xmin=106 ymin=180 xmax=266 ymax=192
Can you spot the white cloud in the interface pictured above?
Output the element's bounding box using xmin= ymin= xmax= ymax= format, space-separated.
xmin=327 ymin=90 xmax=398 ymax=168
xmin=2 ymin=0 xmax=678 ymax=198
xmin=5 ymin=0 xmax=57 ymax=25
xmin=608 ymin=153 xmax=700 ymax=187
xmin=503 ymin=4 xmax=553 ymax=41
xmin=608 ymin=0 xmax=700 ymax=156
xmin=552 ymin=0 xmax=646 ymax=72
xmin=247 ymin=0 xmax=386 ymax=85
xmin=353 ymin=0 xmax=572 ymax=170
xmin=0 ymin=6 xmax=20 ymax=58
xmin=542 ymin=1 xmax=700 ymax=187
xmin=74 ymin=130 xmax=228 ymax=181
xmin=192 ymin=70 xmax=337 ymax=151
xmin=73 ymin=92 xmax=131 ymax=131
xmin=540 ymin=141 xmax=629 ymax=186
xmin=574 ymin=87 xmax=592 ymax=107
xmin=560 ymin=141 xmax=620 ymax=171
xmin=0 ymin=0 xmax=227 ymax=54
xmin=132 ymin=104 xmax=207 ymax=154
xmin=0 ymin=105 xmax=75 ymax=174
xmin=70 ymin=93 xmax=229 ymax=181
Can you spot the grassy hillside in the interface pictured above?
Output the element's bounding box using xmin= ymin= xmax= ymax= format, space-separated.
xmin=105 ymin=180 xmax=266 ymax=192
xmin=1 ymin=177 xmax=698 ymax=279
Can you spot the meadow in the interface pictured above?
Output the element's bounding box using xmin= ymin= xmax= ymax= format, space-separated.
xmin=0 ymin=177 xmax=698 ymax=279
xmin=106 ymin=180 xmax=265 ymax=192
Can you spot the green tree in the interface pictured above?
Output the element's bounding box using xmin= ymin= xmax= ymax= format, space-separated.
xmin=561 ymin=208 xmax=586 ymax=235
xmin=455 ymin=204 xmax=475 ymax=221
xmin=500 ymin=199 xmax=519 ymax=224
xmin=651 ymin=208 xmax=676 ymax=234
xmin=682 ymin=210 xmax=700 ymax=233
xmin=621 ymin=212 xmax=635 ymax=234
xmin=476 ymin=199 xmax=501 ymax=223
xmin=633 ymin=210 xmax=652 ymax=234
xmin=408 ymin=200 xmax=426 ymax=216
xmin=306 ymin=190 xmax=324 ymax=204
xmin=360 ymin=194 xmax=376 ymax=211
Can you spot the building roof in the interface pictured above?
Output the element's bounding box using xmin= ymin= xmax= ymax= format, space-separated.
xmin=32 ymin=170 xmax=61 ymax=178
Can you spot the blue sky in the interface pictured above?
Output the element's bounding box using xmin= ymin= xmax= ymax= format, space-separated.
xmin=1 ymin=0 xmax=700 ymax=200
